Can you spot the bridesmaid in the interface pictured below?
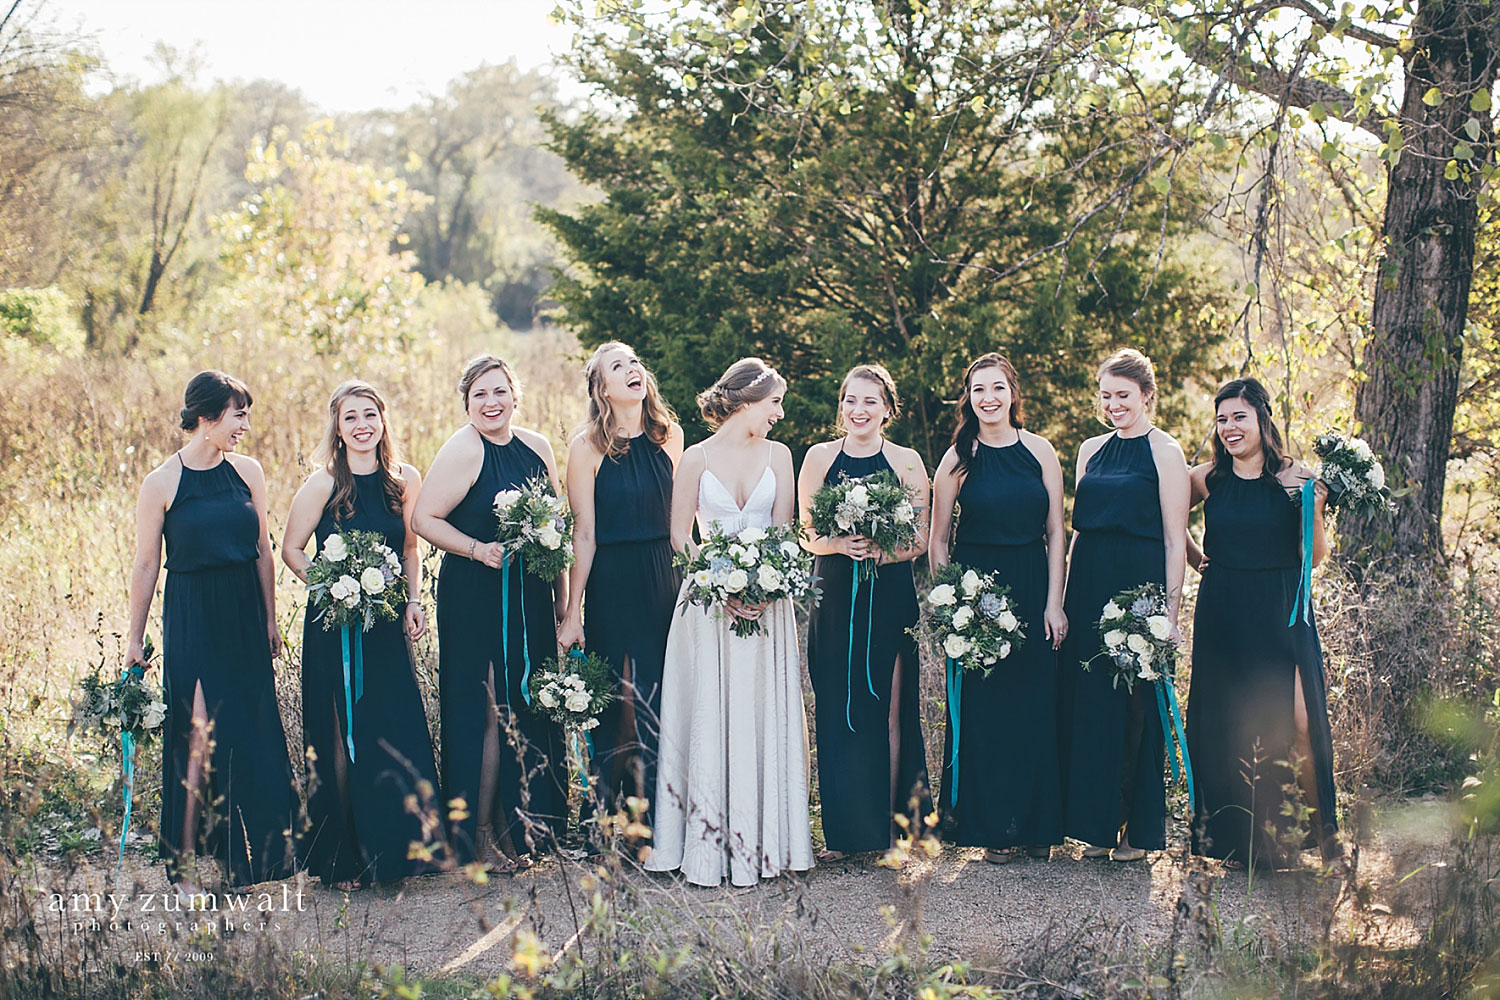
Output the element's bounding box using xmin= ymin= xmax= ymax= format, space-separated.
xmin=126 ymin=370 xmax=297 ymax=893
xmin=1186 ymin=377 xmax=1339 ymax=868
xmin=928 ymin=353 xmax=1068 ymax=863
xmin=558 ymin=342 xmax=684 ymax=829
xmin=282 ymin=380 xmax=441 ymax=889
xmin=798 ymin=364 xmax=931 ymax=859
xmin=413 ymin=356 xmax=567 ymax=870
xmin=1059 ymin=348 xmax=1189 ymax=862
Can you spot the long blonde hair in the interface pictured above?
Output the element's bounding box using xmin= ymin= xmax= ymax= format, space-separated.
xmin=315 ymin=380 xmax=405 ymax=520
xmin=582 ymin=341 xmax=677 ymax=459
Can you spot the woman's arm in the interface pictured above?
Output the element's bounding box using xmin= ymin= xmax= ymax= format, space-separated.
xmin=399 ymin=463 xmax=427 ymax=640
xmin=234 ymin=455 xmax=282 ymax=658
xmin=1187 ymin=464 xmax=1210 ymax=573
xmin=883 ymin=444 xmax=930 ymax=564
xmin=1286 ymin=461 xmax=1331 ymax=567
xmin=771 ymin=442 xmax=796 ymax=527
xmin=281 ymin=470 xmax=333 ymax=582
xmin=412 ymin=427 xmax=502 ymax=567
xmin=796 ymin=441 xmax=868 ymax=560
xmin=126 ymin=466 xmax=173 ymax=669
xmin=927 ymin=448 xmax=961 ymax=571
xmin=669 ymin=444 xmax=706 ymax=558
xmin=1152 ymin=433 xmax=1191 ymax=638
xmin=517 ymin=427 xmax=570 ymax=620
xmin=1029 ymin=433 xmax=1069 ymax=649
xmin=559 ymin=436 xmax=599 ymax=649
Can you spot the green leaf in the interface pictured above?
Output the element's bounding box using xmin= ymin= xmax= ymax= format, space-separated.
xmin=1465 ymin=117 xmax=1482 ymax=141
xmin=1320 ymin=141 xmax=1340 ymax=161
xmin=1150 ymin=173 xmax=1170 ymax=195
xmin=1423 ymin=87 xmax=1444 ymax=107
xmin=1473 ymin=89 xmax=1492 ymax=112
xmin=1455 ymin=140 xmax=1475 ymax=159
xmin=969 ymin=95 xmax=985 ymax=113
xmin=1445 ymin=160 xmax=1460 ymax=180
xmin=682 ymin=73 xmax=698 ymax=91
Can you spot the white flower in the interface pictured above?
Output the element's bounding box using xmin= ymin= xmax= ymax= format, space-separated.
xmin=943 ymin=633 xmax=971 ymax=659
xmin=998 ymin=641 xmax=1012 ymax=660
xmin=1139 ymin=665 xmax=1161 ymax=682
xmin=1104 ymin=629 xmax=1127 ymax=650
xmin=360 ymin=566 xmax=387 ymax=595
xmin=1147 ymin=615 xmax=1171 ymax=641
xmin=1351 ymin=438 xmax=1373 ymax=462
xmin=835 ymin=513 xmax=855 ymax=532
xmin=928 ymin=584 xmax=957 ymax=607
xmin=565 ymin=690 xmax=591 ymax=714
xmin=779 ymin=540 xmax=801 ymax=558
xmin=333 ymin=575 xmax=360 ymax=601
xmin=581 ymin=717 xmax=599 ymax=731
xmin=342 ymin=591 xmax=360 ymax=608
xmin=322 ymin=534 xmax=349 ymax=562
xmin=951 ymin=605 xmax=974 ymax=629
xmin=982 ymin=654 xmax=998 ymax=666
xmin=1367 ymin=463 xmax=1385 ymax=489
xmin=538 ymin=688 xmax=559 ymax=709
xmin=1137 ymin=647 xmax=1155 ymax=667
xmin=536 ymin=523 xmax=563 ymax=550
xmin=1126 ymin=633 xmax=1150 ymax=655
xmin=693 ymin=569 xmax=714 ymax=588
xmin=494 ymin=489 xmax=523 ymax=511
xmin=142 ymin=700 xmax=167 ymax=729
xmin=997 ymin=610 xmax=1018 ymax=632
xmin=895 ymin=501 xmax=914 ymax=523
xmin=384 ymin=550 xmax=402 ymax=570
xmin=737 ymin=544 xmax=759 ymax=565
xmin=960 ymin=570 xmax=982 ymax=598
xmin=757 ymin=564 xmax=784 ymax=592
xmin=847 ymin=484 xmax=870 ymax=507
xmin=736 ymin=526 xmax=766 ymax=545
xmin=1102 ymin=601 xmax=1124 ymax=621
xmin=724 ymin=569 xmax=749 ymax=593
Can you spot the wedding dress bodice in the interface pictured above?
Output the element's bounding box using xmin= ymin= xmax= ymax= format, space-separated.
xmin=697 ymin=463 xmax=775 ymax=535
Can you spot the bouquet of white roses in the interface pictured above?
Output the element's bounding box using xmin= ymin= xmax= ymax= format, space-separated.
xmin=1313 ymin=430 xmax=1396 ymax=517
xmin=676 ymin=523 xmax=819 ymax=638
xmin=808 ymin=470 xmax=919 ymax=581
xmin=306 ymin=528 xmax=407 ymax=631
xmin=1084 ymin=583 xmax=1175 ymax=692
xmin=69 ymin=636 xmax=167 ymax=755
xmin=909 ymin=564 xmax=1025 ymax=676
xmin=494 ymin=476 xmax=575 ymax=580
xmin=527 ymin=648 xmax=614 ymax=731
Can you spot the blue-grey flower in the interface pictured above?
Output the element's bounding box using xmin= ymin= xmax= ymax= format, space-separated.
xmin=1131 ymin=595 xmax=1154 ymax=618
xmin=977 ymin=592 xmax=1003 ymax=619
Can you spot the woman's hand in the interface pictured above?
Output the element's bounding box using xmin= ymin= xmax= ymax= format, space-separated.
xmin=1312 ymin=477 xmax=1329 ymax=513
xmin=268 ymin=620 xmax=284 ymax=659
xmin=126 ymin=640 xmax=151 ymax=672
xmin=553 ymin=593 xmax=569 ymax=624
xmin=1044 ymin=602 xmax=1068 ymax=650
xmin=1168 ymin=621 xmax=1184 ymax=648
xmin=556 ymin=613 xmax=585 ymax=651
xmin=725 ymin=596 xmax=766 ymax=622
xmin=833 ymin=534 xmax=872 ymax=561
xmin=474 ymin=541 xmax=508 ymax=570
xmin=404 ymin=601 xmax=427 ymax=641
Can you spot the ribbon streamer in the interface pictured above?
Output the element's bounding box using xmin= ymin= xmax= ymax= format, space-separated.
xmin=117 ymin=664 xmax=145 ymax=868
xmin=1289 ymin=478 xmax=1316 ymax=626
xmin=844 ymin=566 xmax=880 ymax=732
xmin=946 ymin=656 xmax=963 ymax=809
xmin=340 ymin=626 xmax=364 ymax=764
xmin=501 ymin=553 xmax=535 ymax=706
xmin=1154 ymin=676 xmax=1195 ymax=811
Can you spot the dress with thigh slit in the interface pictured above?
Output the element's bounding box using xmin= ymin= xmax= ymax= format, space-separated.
xmin=1188 ymin=470 xmax=1338 ymax=865
xmin=1058 ymin=431 xmax=1168 ymax=850
xmin=940 ymin=440 xmax=1062 ymax=848
xmin=805 ymin=443 xmax=929 ymax=854
xmin=160 ymin=456 xmax=297 ymax=886
xmin=436 ymin=435 xmax=565 ymax=861
xmin=300 ymin=472 xmax=441 ymax=883
xmin=583 ymin=434 xmax=680 ymax=827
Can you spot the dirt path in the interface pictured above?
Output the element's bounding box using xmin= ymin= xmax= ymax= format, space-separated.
xmin=24 ymin=801 xmax=1454 ymax=984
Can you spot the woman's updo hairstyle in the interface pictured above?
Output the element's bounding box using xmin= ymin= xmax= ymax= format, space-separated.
xmin=1097 ymin=347 xmax=1158 ymax=410
xmin=180 ymin=370 xmax=253 ymax=431
xmin=836 ymin=363 xmax=902 ymax=432
xmin=457 ymin=354 xmax=522 ymax=409
xmin=696 ymin=357 xmax=786 ymax=430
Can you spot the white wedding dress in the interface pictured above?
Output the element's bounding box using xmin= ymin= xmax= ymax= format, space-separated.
xmin=646 ymin=454 xmax=814 ymax=887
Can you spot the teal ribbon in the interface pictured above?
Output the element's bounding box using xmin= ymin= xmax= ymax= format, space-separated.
xmin=1154 ymin=675 xmax=1195 ymax=811
xmin=844 ymin=567 xmax=879 ymax=732
xmin=118 ymin=665 xmax=143 ymax=868
xmin=946 ymin=656 xmax=963 ymax=809
xmin=1289 ymin=478 xmax=1315 ymax=626
xmin=340 ymin=626 xmax=364 ymax=764
xmin=501 ymin=553 xmax=534 ymax=706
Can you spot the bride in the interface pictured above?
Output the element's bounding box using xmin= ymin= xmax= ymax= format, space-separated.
xmin=646 ymin=357 xmax=815 ymax=887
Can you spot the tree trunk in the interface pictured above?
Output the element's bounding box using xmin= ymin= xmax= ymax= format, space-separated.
xmin=1349 ymin=0 xmax=1494 ymax=571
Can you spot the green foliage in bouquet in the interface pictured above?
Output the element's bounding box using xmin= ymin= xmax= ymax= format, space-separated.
xmin=306 ymin=528 xmax=407 ymax=631
xmin=494 ymin=476 xmax=576 ymax=580
xmin=808 ymin=470 xmax=919 ymax=580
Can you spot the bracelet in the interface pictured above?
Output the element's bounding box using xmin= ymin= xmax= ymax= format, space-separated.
xmin=468 ymin=538 xmax=477 ymax=560
xmin=405 ymin=600 xmax=420 ymax=608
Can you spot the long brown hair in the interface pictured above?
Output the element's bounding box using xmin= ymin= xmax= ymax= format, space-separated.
xmin=950 ymin=353 xmax=1024 ymax=475
xmin=316 ymin=380 xmax=405 ymax=520
xmin=582 ymin=341 xmax=676 ymax=459
xmin=1207 ymin=377 xmax=1288 ymax=488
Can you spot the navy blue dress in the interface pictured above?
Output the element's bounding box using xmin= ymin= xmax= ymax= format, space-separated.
xmin=941 ymin=440 xmax=1062 ymax=848
xmin=805 ymin=445 xmax=930 ymax=854
xmin=300 ymin=472 xmax=441 ymax=883
xmin=160 ymin=456 xmax=297 ymax=886
xmin=583 ymin=435 xmax=680 ymax=824
xmin=1189 ymin=471 xmax=1339 ymax=864
xmin=436 ymin=434 xmax=566 ymax=860
xmin=1059 ymin=432 xmax=1168 ymax=851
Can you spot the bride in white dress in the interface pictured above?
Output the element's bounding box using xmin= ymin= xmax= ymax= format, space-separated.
xmin=646 ymin=357 xmax=815 ymax=887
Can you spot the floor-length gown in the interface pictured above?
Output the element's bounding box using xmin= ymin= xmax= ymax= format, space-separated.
xmin=1059 ymin=432 xmax=1168 ymax=851
xmin=160 ymin=455 xmax=297 ymax=886
xmin=805 ymin=444 xmax=929 ymax=854
xmin=1188 ymin=471 xmax=1339 ymax=865
xmin=941 ymin=441 xmax=1062 ymax=848
xmin=583 ymin=435 xmax=680 ymax=827
xmin=437 ymin=435 xmax=566 ymax=861
xmin=301 ymin=472 xmax=441 ymax=883
xmin=646 ymin=453 xmax=815 ymax=886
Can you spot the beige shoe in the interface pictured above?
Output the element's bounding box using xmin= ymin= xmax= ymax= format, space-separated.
xmin=1081 ymin=845 xmax=1110 ymax=858
xmin=1110 ymin=846 xmax=1147 ymax=862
